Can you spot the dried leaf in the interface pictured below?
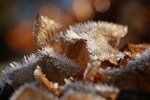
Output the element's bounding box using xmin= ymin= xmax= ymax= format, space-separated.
xmin=122 ymin=43 xmax=150 ymax=58
xmin=84 ymin=66 xmax=104 ymax=83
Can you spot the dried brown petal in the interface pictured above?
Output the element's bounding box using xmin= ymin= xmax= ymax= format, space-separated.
xmin=100 ymin=43 xmax=150 ymax=68
xmin=34 ymin=14 xmax=62 ymax=48
xmin=122 ymin=43 xmax=150 ymax=58
xmin=99 ymin=48 xmax=150 ymax=92
xmin=66 ymin=39 xmax=89 ymax=70
xmin=84 ymin=66 xmax=104 ymax=83
xmin=34 ymin=66 xmax=61 ymax=96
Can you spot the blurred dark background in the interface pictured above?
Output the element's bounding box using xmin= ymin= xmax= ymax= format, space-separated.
xmin=0 ymin=0 xmax=150 ymax=67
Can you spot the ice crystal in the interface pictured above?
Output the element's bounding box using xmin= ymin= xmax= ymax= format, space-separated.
xmin=64 ymin=21 xmax=128 ymax=62
xmin=2 ymin=47 xmax=81 ymax=89
xmin=2 ymin=47 xmax=52 ymax=88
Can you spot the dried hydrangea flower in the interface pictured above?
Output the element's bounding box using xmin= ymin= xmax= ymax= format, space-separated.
xmin=1 ymin=14 xmax=150 ymax=100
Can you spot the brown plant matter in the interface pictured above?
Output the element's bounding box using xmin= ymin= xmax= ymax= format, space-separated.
xmin=1 ymin=15 xmax=150 ymax=100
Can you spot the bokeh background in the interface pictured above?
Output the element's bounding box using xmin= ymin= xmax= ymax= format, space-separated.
xmin=0 ymin=0 xmax=150 ymax=70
